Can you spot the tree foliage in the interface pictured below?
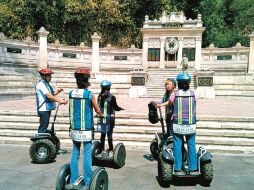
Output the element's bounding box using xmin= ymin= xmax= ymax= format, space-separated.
xmin=0 ymin=0 xmax=253 ymax=48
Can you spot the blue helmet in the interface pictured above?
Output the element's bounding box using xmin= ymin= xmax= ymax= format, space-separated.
xmin=176 ymin=72 xmax=191 ymax=82
xmin=166 ymin=78 xmax=176 ymax=87
xmin=100 ymin=80 xmax=112 ymax=88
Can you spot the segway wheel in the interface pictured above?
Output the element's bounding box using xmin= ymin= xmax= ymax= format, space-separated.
xmin=150 ymin=138 xmax=159 ymax=160
xmin=29 ymin=139 xmax=57 ymax=164
xmin=158 ymin=154 xmax=172 ymax=187
xmin=92 ymin=141 xmax=101 ymax=163
xmin=90 ymin=167 xmax=108 ymax=190
xmin=56 ymin=163 xmax=70 ymax=190
xmin=200 ymin=161 xmax=213 ymax=186
xmin=113 ymin=143 xmax=126 ymax=168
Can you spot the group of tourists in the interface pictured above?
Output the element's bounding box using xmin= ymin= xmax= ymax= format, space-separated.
xmin=36 ymin=68 xmax=123 ymax=189
xmin=35 ymin=63 xmax=197 ymax=189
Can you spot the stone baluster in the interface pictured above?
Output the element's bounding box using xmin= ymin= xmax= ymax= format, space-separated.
xmin=91 ymin=32 xmax=101 ymax=74
xmin=37 ymin=27 xmax=49 ymax=69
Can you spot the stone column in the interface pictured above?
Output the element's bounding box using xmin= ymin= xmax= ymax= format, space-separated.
xmin=91 ymin=32 xmax=101 ymax=74
xmin=159 ymin=37 xmax=165 ymax=68
xmin=248 ymin=32 xmax=254 ymax=73
xmin=177 ymin=37 xmax=183 ymax=68
xmin=142 ymin=37 xmax=149 ymax=69
xmin=37 ymin=27 xmax=49 ymax=69
xmin=195 ymin=36 xmax=202 ymax=70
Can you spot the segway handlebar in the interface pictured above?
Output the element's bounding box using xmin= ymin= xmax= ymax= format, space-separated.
xmin=51 ymin=103 xmax=60 ymax=132
xmin=158 ymin=107 xmax=165 ymax=134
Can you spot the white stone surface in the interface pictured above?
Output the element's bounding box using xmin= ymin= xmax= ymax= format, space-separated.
xmin=129 ymin=86 xmax=147 ymax=97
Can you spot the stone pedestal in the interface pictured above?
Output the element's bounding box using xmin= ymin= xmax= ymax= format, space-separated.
xmin=129 ymin=68 xmax=148 ymax=97
xmin=195 ymin=70 xmax=215 ymax=99
xmin=37 ymin=27 xmax=49 ymax=69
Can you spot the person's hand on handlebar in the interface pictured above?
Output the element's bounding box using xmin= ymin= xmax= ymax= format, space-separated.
xmin=59 ymin=98 xmax=68 ymax=105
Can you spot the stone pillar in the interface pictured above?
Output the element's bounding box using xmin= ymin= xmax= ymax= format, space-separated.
xmin=195 ymin=36 xmax=202 ymax=70
xmin=177 ymin=37 xmax=183 ymax=68
xmin=37 ymin=27 xmax=49 ymax=69
xmin=159 ymin=37 xmax=165 ymax=68
xmin=91 ymin=32 xmax=101 ymax=74
xmin=142 ymin=37 xmax=149 ymax=69
xmin=248 ymin=32 xmax=254 ymax=73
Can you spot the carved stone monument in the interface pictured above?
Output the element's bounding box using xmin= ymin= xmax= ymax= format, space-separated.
xmin=195 ymin=70 xmax=215 ymax=99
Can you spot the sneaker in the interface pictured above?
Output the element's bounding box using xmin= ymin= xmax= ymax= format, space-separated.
xmin=174 ymin=170 xmax=184 ymax=175
xmin=65 ymin=183 xmax=74 ymax=190
xmin=109 ymin=151 xmax=113 ymax=157
xmin=101 ymin=150 xmax=109 ymax=158
xmin=189 ymin=170 xmax=199 ymax=175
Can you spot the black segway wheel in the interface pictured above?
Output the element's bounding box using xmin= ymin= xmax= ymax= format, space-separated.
xmin=200 ymin=161 xmax=213 ymax=186
xmin=113 ymin=143 xmax=126 ymax=168
xmin=92 ymin=141 xmax=101 ymax=162
xmin=90 ymin=167 xmax=108 ymax=190
xmin=150 ymin=138 xmax=159 ymax=160
xmin=56 ymin=163 xmax=70 ymax=190
xmin=29 ymin=139 xmax=57 ymax=164
xmin=158 ymin=154 xmax=172 ymax=187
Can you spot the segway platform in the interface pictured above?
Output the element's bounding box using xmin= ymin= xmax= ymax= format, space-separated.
xmin=92 ymin=140 xmax=126 ymax=168
xmin=56 ymin=163 xmax=109 ymax=190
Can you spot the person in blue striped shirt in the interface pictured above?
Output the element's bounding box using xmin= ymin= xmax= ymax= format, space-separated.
xmin=67 ymin=68 xmax=103 ymax=190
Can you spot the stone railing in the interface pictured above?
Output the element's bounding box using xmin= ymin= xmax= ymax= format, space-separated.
xmin=47 ymin=41 xmax=92 ymax=70
xmin=0 ymin=34 xmax=38 ymax=66
xmin=201 ymin=43 xmax=249 ymax=72
xmin=99 ymin=44 xmax=142 ymax=72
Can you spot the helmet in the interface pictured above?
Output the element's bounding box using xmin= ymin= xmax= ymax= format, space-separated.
xmin=176 ymin=72 xmax=191 ymax=82
xmin=74 ymin=68 xmax=90 ymax=78
xmin=39 ymin=68 xmax=54 ymax=75
xmin=166 ymin=78 xmax=176 ymax=87
xmin=100 ymin=80 xmax=111 ymax=88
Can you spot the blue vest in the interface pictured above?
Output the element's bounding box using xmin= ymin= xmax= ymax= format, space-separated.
xmin=173 ymin=89 xmax=196 ymax=125
xmin=98 ymin=94 xmax=114 ymax=126
xmin=69 ymin=89 xmax=93 ymax=130
xmin=36 ymin=79 xmax=56 ymax=111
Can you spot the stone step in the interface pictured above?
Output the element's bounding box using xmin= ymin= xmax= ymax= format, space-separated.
xmin=215 ymin=90 xmax=254 ymax=96
xmin=1 ymin=121 xmax=254 ymax=139
xmin=0 ymin=136 xmax=253 ymax=154
xmin=0 ymin=129 xmax=253 ymax=147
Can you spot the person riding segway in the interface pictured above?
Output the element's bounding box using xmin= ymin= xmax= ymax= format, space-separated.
xmin=156 ymin=72 xmax=213 ymax=186
xmin=150 ymin=78 xmax=176 ymax=160
xmin=60 ymin=68 xmax=109 ymax=190
xmin=91 ymin=80 xmax=126 ymax=168
xmin=30 ymin=68 xmax=68 ymax=164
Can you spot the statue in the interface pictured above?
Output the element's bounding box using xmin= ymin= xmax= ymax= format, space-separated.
xmin=180 ymin=54 xmax=189 ymax=72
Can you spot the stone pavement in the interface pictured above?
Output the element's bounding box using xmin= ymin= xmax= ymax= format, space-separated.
xmin=0 ymin=144 xmax=254 ymax=190
xmin=0 ymin=96 xmax=254 ymax=118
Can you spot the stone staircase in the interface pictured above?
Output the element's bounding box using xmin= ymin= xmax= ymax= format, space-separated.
xmin=0 ymin=61 xmax=38 ymax=100
xmin=0 ymin=110 xmax=253 ymax=154
xmin=51 ymin=70 xmax=131 ymax=97
xmin=145 ymin=68 xmax=197 ymax=98
xmin=213 ymin=73 xmax=254 ymax=100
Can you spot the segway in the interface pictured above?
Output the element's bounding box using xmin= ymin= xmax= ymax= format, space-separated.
xmin=56 ymin=163 xmax=109 ymax=190
xmin=157 ymin=128 xmax=213 ymax=186
xmin=148 ymin=101 xmax=173 ymax=160
xmin=91 ymin=115 xmax=126 ymax=168
xmin=29 ymin=104 xmax=61 ymax=164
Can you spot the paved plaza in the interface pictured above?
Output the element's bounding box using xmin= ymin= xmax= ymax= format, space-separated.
xmin=0 ymin=144 xmax=253 ymax=190
xmin=0 ymin=97 xmax=254 ymax=189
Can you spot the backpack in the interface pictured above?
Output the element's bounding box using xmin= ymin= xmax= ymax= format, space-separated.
xmin=148 ymin=101 xmax=159 ymax=124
